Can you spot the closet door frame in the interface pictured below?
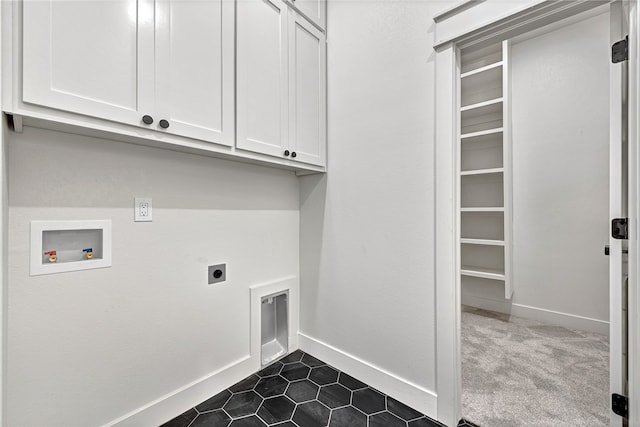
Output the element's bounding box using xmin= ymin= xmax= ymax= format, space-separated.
xmin=433 ymin=1 xmax=639 ymax=426
xmin=626 ymin=1 xmax=640 ymax=422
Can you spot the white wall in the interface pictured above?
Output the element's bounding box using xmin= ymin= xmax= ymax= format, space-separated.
xmin=299 ymin=0 xmax=438 ymax=416
xmin=6 ymin=127 xmax=299 ymax=426
xmin=462 ymin=11 xmax=611 ymax=333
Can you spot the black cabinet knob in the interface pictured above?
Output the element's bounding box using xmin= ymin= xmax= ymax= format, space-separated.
xmin=284 ymin=150 xmax=290 ymax=156
xmin=142 ymin=115 xmax=154 ymax=125
xmin=291 ymin=151 xmax=297 ymax=158
xmin=159 ymin=119 xmax=170 ymax=129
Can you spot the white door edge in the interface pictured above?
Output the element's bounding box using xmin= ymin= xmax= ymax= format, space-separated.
xmin=609 ymin=3 xmax=626 ymax=427
xmin=627 ymin=0 xmax=640 ymax=423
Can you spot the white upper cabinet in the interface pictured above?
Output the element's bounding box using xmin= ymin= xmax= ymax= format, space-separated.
xmin=288 ymin=13 xmax=326 ymax=166
xmin=15 ymin=0 xmax=325 ymax=172
xmin=154 ymin=0 xmax=234 ymax=145
xmin=237 ymin=0 xmax=326 ymax=167
xmin=22 ymin=0 xmax=154 ymax=127
xmin=290 ymin=0 xmax=326 ymax=30
xmin=21 ymin=0 xmax=234 ymax=147
xmin=236 ymin=0 xmax=289 ymax=158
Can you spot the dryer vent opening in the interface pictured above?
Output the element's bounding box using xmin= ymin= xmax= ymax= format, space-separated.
xmin=261 ymin=292 xmax=288 ymax=366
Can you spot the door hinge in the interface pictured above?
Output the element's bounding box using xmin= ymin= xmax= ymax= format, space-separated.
xmin=612 ymin=218 xmax=628 ymax=240
xmin=604 ymin=245 xmax=629 ymax=256
xmin=612 ymin=36 xmax=628 ymax=63
xmin=612 ymin=393 xmax=628 ymax=418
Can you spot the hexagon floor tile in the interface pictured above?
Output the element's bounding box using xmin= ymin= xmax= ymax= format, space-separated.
xmin=286 ymin=379 xmax=319 ymax=403
xmin=328 ymin=406 xmax=366 ymax=427
xmin=160 ymin=350 xmax=446 ymax=427
xmin=351 ymin=388 xmax=385 ymax=415
xmin=280 ymin=362 xmax=311 ymax=382
xmin=317 ymin=384 xmax=350 ymax=409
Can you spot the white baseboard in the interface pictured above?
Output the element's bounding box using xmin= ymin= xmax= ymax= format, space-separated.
xmin=462 ymin=293 xmax=512 ymax=314
xmin=105 ymin=355 xmax=259 ymax=427
xmin=106 ymin=276 xmax=301 ymax=427
xmin=462 ymin=294 xmax=609 ymax=336
xmin=511 ymin=303 xmax=609 ymax=336
xmin=298 ymin=332 xmax=437 ymax=419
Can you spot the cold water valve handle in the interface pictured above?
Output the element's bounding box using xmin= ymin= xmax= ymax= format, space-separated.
xmin=83 ymin=248 xmax=94 ymax=260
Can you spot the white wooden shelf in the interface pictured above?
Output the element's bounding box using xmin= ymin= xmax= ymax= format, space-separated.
xmin=460 ymin=266 xmax=505 ymax=281
xmin=460 ymin=238 xmax=505 ymax=246
xmin=460 ymin=97 xmax=503 ymax=112
xmin=460 ymin=43 xmax=503 ymax=74
xmin=461 ymin=63 xmax=503 ymax=107
xmin=460 ymin=207 xmax=504 ymax=212
xmin=460 ymin=61 xmax=503 ymax=79
xmin=458 ymin=39 xmax=512 ymax=300
xmin=460 ymin=167 xmax=504 ymax=176
xmin=461 ymin=127 xmax=503 ymax=140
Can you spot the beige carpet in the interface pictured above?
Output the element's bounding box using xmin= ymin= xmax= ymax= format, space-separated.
xmin=461 ymin=306 xmax=609 ymax=427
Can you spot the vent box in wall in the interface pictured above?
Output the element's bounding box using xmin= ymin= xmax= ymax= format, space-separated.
xmin=30 ymin=220 xmax=112 ymax=275
xmin=261 ymin=292 xmax=289 ymax=366
xmin=250 ymin=277 xmax=298 ymax=368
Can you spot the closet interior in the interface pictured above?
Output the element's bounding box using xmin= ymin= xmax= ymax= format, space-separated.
xmin=459 ymin=41 xmax=513 ymax=299
xmin=458 ymin=9 xmax=612 ymax=426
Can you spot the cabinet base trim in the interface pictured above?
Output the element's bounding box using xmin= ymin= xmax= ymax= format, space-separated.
xmin=7 ymin=113 xmax=326 ymax=174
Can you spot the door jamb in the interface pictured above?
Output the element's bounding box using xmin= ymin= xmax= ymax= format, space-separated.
xmin=627 ymin=0 xmax=640 ymax=423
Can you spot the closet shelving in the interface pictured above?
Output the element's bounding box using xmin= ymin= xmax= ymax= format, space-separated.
xmin=460 ymin=167 xmax=504 ymax=176
xmin=459 ymin=266 xmax=505 ymax=281
xmin=460 ymin=207 xmax=504 ymax=212
xmin=460 ymin=61 xmax=503 ymax=79
xmin=459 ymin=238 xmax=504 ymax=246
xmin=458 ymin=41 xmax=513 ymax=299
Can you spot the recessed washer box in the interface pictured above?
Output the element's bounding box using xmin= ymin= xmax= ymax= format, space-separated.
xmin=30 ymin=220 xmax=112 ymax=276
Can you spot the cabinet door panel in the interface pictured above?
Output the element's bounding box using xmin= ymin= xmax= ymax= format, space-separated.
xmin=22 ymin=0 xmax=154 ymax=125
xmin=292 ymin=0 xmax=325 ymax=30
xmin=155 ymin=0 xmax=234 ymax=146
xmin=288 ymin=15 xmax=326 ymax=166
xmin=236 ymin=0 xmax=288 ymax=157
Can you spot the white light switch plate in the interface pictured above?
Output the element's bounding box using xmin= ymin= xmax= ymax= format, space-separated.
xmin=134 ymin=197 xmax=153 ymax=222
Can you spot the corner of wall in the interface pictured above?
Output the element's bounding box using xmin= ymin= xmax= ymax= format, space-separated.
xmin=297 ymin=333 xmax=438 ymax=420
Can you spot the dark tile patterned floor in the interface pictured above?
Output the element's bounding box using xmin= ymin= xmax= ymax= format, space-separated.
xmin=161 ymin=350 xmax=445 ymax=427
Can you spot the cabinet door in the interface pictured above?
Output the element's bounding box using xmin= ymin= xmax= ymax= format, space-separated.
xmin=154 ymin=0 xmax=234 ymax=146
xmin=236 ymin=0 xmax=289 ymax=158
xmin=291 ymin=0 xmax=325 ymax=30
xmin=288 ymin=14 xmax=326 ymax=167
xmin=22 ymin=0 xmax=155 ymax=126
